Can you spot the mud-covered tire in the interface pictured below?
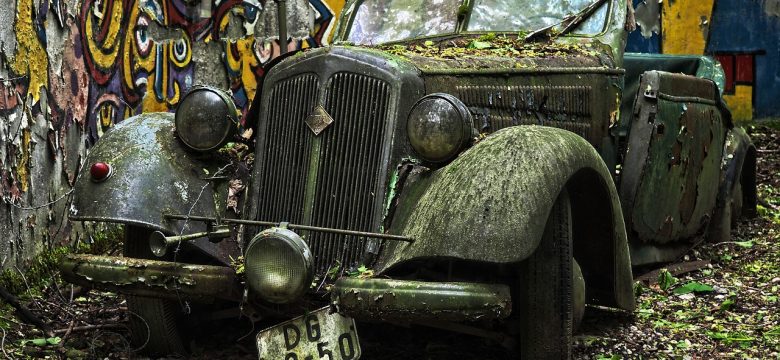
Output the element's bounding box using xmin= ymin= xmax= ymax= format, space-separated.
xmin=124 ymin=226 xmax=189 ymax=356
xmin=514 ymin=190 xmax=575 ymax=359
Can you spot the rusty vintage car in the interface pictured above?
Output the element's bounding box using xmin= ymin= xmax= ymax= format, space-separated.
xmin=60 ymin=0 xmax=757 ymax=358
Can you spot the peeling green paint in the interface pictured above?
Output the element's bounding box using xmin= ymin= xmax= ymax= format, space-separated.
xmin=631 ymin=99 xmax=725 ymax=242
xmin=60 ymin=254 xmax=240 ymax=302
xmin=332 ymin=278 xmax=511 ymax=322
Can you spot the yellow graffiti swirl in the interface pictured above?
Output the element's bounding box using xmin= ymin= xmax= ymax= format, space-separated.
xmin=85 ymin=0 xmax=124 ymax=70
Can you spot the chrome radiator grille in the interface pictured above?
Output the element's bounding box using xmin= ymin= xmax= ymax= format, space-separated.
xmin=256 ymin=73 xmax=318 ymax=225
xmin=310 ymin=73 xmax=390 ymax=272
xmin=257 ymin=72 xmax=391 ymax=273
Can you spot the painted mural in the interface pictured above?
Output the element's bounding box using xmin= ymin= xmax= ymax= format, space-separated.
xmin=628 ymin=0 xmax=780 ymax=121
xmin=0 ymin=0 xmax=345 ymax=267
xmin=0 ymin=0 xmax=346 ymax=187
xmin=79 ymin=0 xmax=346 ymax=141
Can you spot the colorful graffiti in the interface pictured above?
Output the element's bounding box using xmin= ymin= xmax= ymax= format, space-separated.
xmin=0 ymin=0 xmax=346 ymax=265
xmin=628 ymin=0 xmax=780 ymax=121
xmin=76 ymin=0 xmax=347 ymax=141
xmin=0 ymin=0 xmax=346 ymax=199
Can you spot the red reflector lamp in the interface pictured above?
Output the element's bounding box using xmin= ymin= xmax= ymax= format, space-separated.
xmin=90 ymin=162 xmax=112 ymax=182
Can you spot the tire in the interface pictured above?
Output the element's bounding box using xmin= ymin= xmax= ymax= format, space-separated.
xmin=731 ymin=180 xmax=744 ymax=227
xmin=707 ymin=170 xmax=745 ymax=243
xmin=124 ymin=226 xmax=189 ymax=357
xmin=514 ymin=190 xmax=575 ymax=359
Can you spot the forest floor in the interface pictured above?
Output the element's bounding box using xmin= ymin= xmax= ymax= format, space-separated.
xmin=0 ymin=121 xmax=778 ymax=359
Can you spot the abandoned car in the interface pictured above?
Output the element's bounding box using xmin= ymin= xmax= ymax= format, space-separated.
xmin=60 ymin=0 xmax=757 ymax=358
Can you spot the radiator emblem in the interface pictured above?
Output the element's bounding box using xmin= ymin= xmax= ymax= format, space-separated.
xmin=305 ymin=106 xmax=334 ymax=136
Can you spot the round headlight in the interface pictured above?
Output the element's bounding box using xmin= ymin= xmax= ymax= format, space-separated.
xmin=175 ymin=86 xmax=239 ymax=152
xmin=244 ymin=227 xmax=313 ymax=304
xmin=407 ymin=93 xmax=474 ymax=163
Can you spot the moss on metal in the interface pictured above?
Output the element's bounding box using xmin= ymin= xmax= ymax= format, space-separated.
xmin=332 ymin=277 xmax=511 ymax=322
xmin=372 ymin=35 xmax=609 ymax=72
xmin=381 ymin=126 xmax=621 ymax=265
xmin=0 ymin=223 xmax=122 ymax=295
xmin=60 ymin=254 xmax=240 ymax=302
xmin=69 ymin=113 xmax=226 ymax=235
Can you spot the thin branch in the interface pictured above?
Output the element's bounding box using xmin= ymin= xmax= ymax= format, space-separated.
xmin=0 ymin=285 xmax=53 ymax=337
xmin=0 ymin=326 xmax=13 ymax=360
xmin=4 ymin=189 xmax=74 ymax=211
xmin=53 ymin=323 xmax=126 ymax=335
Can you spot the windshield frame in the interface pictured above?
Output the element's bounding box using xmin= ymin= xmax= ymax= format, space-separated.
xmin=334 ymin=0 xmax=616 ymax=45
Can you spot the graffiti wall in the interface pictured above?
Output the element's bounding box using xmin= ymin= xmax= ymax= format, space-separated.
xmin=628 ymin=0 xmax=780 ymax=121
xmin=0 ymin=0 xmax=346 ymax=269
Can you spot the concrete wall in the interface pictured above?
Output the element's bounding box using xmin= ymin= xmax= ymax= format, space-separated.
xmin=628 ymin=0 xmax=780 ymax=121
xmin=0 ymin=0 xmax=345 ymax=269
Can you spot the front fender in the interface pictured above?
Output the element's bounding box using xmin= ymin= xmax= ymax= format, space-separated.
xmin=379 ymin=126 xmax=634 ymax=310
xmin=70 ymin=113 xmax=225 ymax=236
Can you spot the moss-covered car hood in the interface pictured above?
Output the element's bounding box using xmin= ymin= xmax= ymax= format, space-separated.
xmin=356 ymin=35 xmax=615 ymax=73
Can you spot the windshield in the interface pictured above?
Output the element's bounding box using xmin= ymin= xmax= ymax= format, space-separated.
xmin=346 ymin=0 xmax=610 ymax=45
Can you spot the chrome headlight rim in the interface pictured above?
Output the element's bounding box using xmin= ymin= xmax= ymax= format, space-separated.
xmin=406 ymin=93 xmax=475 ymax=164
xmin=244 ymin=227 xmax=313 ymax=304
xmin=174 ymin=85 xmax=239 ymax=152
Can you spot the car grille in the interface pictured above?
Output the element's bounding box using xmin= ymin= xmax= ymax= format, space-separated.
xmin=257 ymin=72 xmax=391 ymax=273
xmin=257 ymin=73 xmax=318 ymax=225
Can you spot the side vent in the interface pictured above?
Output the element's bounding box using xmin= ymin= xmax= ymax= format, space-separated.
xmin=457 ymin=85 xmax=593 ymax=138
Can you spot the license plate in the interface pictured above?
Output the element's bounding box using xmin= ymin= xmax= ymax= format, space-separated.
xmin=257 ymin=306 xmax=361 ymax=360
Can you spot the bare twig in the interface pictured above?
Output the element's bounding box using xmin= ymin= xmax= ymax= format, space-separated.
xmin=0 ymin=285 xmax=53 ymax=337
xmin=635 ymin=260 xmax=711 ymax=284
xmin=172 ymin=164 xmax=232 ymax=314
xmin=5 ymin=189 xmax=74 ymax=211
xmin=0 ymin=326 xmax=13 ymax=360
xmin=13 ymin=266 xmax=39 ymax=311
xmin=127 ymin=311 xmax=150 ymax=353
xmin=53 ymin=323 xmax=126 ymax=335
xmin=58 ymin=320 xmax=76 ymax=346
xmin=236 ymin=317 xmax=256 ymax=342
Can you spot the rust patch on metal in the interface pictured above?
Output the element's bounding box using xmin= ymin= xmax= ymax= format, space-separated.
xmin=59 ymin=254 xmax=241 ymax=302
xmin=332 ymin=278 xmax=511 ymax=322
xmin=621 ymin=71 xmax=726 ymax=245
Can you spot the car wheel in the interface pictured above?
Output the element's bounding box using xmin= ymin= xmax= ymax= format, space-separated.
xmin=731 ymin=179 xmax=744 ymax=227
xmin=513 ymin=189 xmax=576 ymax=359
xmin=124 ymin=226 xmax=189 ymax=356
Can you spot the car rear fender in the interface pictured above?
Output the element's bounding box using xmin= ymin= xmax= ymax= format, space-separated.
xmin=379 ymin=126 xmax=635 ymax=311
xmin=718 ymin=126 xmax=757 ymax=216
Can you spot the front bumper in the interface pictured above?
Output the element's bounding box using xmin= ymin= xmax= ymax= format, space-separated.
xmin=61 ymin=254 xmax=511 ymax=322
xmin=60 ymin=254 xmax=241 ymax=302
xmin=331 ymin=278 xmax=512 ymax=322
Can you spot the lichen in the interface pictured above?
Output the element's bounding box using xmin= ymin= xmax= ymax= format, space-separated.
xmin=0 ymin=222 xmax=122 ymax=296
xmin=375 ymin=33 xmax=601 ymax=64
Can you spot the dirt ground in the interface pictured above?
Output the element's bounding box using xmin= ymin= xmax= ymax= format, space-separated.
xmin=0 ymin=122 xmax=778 ymax=359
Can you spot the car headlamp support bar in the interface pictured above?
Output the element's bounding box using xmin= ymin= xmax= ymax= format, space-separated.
xmin=164 ymin=214 xmax=415 ymax=243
